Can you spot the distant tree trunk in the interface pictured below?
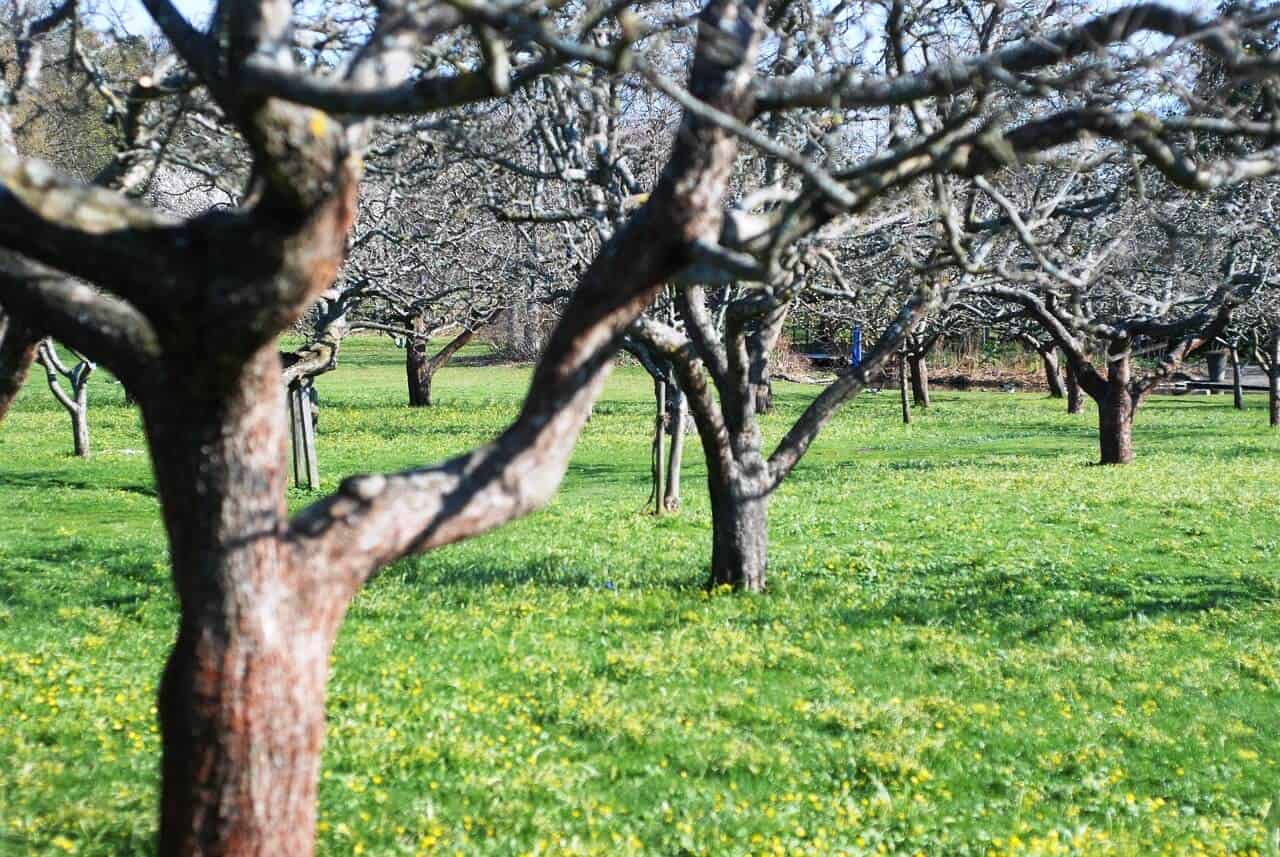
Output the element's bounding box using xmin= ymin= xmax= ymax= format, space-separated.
xmin=407 ymin=323 xmax=481 ymax=407
xmin=663 ymin=382 xmax=686 ymax=512
xmin=36 ymin=340 xmax=95 ymax=458
xmin=752 ymin=377 xmax=774 ymax=414
xmin=748 ymin=307 xmax=789 ymax=415
xmin=908 ymin=353 xmax=930 ymax=407
xmin=1207 ymin=350 xmax=1228 ymax=386
xmin=71 ymin=384 xmax=90 ymax=458
xmin=1041 ymin=348 xmax=1065 ymax=398
xmin=1097 ymin=346 xmax=1134 ymax=465
xmin=1230 ymin=345 xmax=1244 ymax=410
xmin=899 ymin=352 xmax=911 ymax=424
xmin=1269 ymin=332 xmax=1280 ymax=428
xmin=1065 ymin=361 xmax=1083 ymax=414
xmin=406 ymin=317 xmax=432 ymax=407
xmin=653 ymin=377 xmax=667 ymax=514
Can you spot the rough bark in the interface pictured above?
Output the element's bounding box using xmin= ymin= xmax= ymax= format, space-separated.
xmin=908 ymin=353 xmax=930 ymax=407
xmin=747 ymin=307 xmax=788 ymax=415
xmin=708 ymin=471 xmax=768 ymax=592
xmin=0 ymin=4 xmax=769 ymax=852
xmin=1098 ymin=345 xmax=1135 ymax=465
xmin=144 ymin=346 xmax=336 ymax=856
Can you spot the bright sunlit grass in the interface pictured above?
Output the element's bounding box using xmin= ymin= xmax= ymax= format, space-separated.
xmin=2 ymin=336 xmax=1279 ymax=855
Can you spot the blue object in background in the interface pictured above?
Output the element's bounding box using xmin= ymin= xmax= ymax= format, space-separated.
xmin=850 ymin=326 xmax=863 ymax=368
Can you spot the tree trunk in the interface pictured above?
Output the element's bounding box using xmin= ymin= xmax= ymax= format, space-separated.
xmin=406 ymin=343 xmax=432 ymax=406
xmin=1207 ymin=350 xmax=1228 ymax=384
xmin=406 ymin=317 xmax=432 ymax=407
xmin=142 ymin=347 xmax=336 ymax=856
xmin=664 ymin=382 xmax=685 ymax=513
xmin=708 ymin=475 xmax=768 ymax=592
xmin=72 ymin=404 xmax=90 ymax=463
xmin=408 ymin=324 xmax=480 ymax=408
xmin=747 ymin=305 xmax=787 ymax=415
xmin=1041 ymin=349 xmax=1065 ymax=398
xmin=1231 ymin=346 xmax=1244 ymax=410
xmin=653 ymin=377 xmax=667 ymax=514
xmin=1269 ymin=332 xmax=1279 ymax=428
xmin=752 ymin=379 xmax=774 ymax=414
xmin=898 ymin=352 xmax=911 ymax=424
xmin=1066 ymin=361 xmax=1083 ymax=414
xmin=1098 ymin=347 xmax=1134 ymax=465
xmin=908 ymin=353 xmax=930 ymax=408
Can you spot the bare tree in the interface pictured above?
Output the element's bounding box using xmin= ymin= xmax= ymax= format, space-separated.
xmin=959 ymin=172 xmax=1264 ymax=463
xmin=34 ymin=338 xmax=94 ymax=456
xmin=4 ymin=0 xmax=1280 ymax=852
xmin=0 ymin=0 xmax=772 ymax=850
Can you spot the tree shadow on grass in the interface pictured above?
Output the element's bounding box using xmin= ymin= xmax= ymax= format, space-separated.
xmin=832 ymin=563 xmax=1279 ymax=638
xmin=383 ymin=553 xmax=704 ymax=595
xmin=562 ymin=461 xmax=648 ymax=487
xmin=0 ymin=470 xmax=157 ymax=498
xmin=0 ymin=540 xmax=168 ymax=613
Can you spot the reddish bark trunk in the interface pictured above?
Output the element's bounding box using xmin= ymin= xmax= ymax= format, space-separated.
xmin=142 ymin=347 xmax=339 ymax=856
xmin=2 ymin=1 xmax=768 ymax=852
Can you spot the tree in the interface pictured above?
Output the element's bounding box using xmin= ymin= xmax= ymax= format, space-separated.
xmin=960 ymin=172 xmax=1265 ymax=463
xmin=35 ymin=338 xmax=94 ymax=456
xmin=0 ymin=0 xmax=770 ymax=850
xmin=4 ymin=0 xmax=1280 ymax=852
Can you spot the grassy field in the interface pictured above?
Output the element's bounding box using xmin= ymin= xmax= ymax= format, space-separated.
xmin=2 ymin=336 xmax=1280 ymax=856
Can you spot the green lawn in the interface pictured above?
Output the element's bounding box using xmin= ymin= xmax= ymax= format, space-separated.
xmin=2 ymin=336 xmax=1279 ymax=856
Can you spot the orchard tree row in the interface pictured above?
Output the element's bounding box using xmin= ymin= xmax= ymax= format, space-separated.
xmin=4 ymin=0 xmax=1280 ymax=853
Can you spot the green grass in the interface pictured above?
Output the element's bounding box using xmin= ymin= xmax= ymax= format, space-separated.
xmin=2 ymin=336 xmax=1280 ymax=856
